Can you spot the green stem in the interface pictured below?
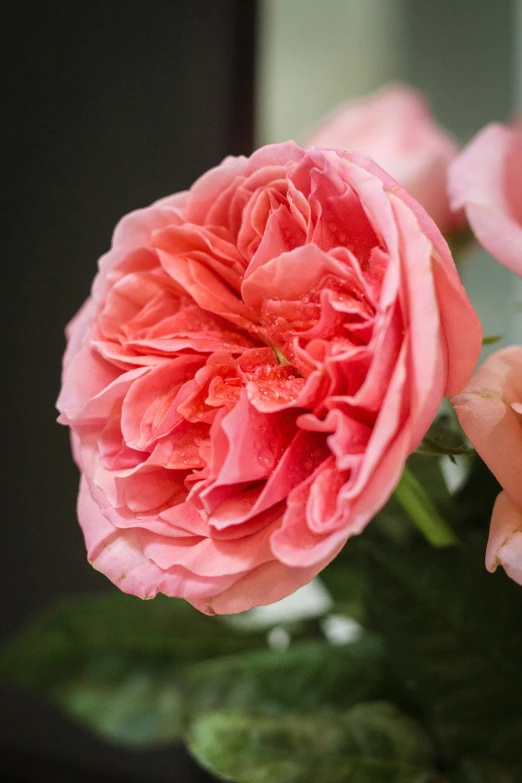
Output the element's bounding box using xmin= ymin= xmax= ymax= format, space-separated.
xmin=394 ymin=466 xmax=459 ymax=548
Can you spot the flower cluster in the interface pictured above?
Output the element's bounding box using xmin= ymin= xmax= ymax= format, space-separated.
xmin=450 ymin=118 xmax=522 ymax=585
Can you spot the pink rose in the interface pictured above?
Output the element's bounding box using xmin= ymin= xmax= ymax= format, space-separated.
xmin=57 ymin=142 xmax=481 ymax=614
xmin=449 ymin=121 xmax=522 ymax=275
xmin=452 ymin=347 xmax=522 ymax=585
xmin=305 ymin=84 xmax=461 ymax=232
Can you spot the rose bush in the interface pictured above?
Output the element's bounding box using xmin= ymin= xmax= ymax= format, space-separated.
xmin=58 ymin=142 xmax=481 ymax=614
xmin=306 ymin=84 xmax=461 ymax=232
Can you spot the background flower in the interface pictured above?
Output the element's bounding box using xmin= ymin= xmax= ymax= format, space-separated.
xmin=449 ymin=121 xmax=522 ymax=274
xmin=453 ymin=347 xmax=522 ymax=585
xmin=305 ymin=84 xmax=461 ymax=232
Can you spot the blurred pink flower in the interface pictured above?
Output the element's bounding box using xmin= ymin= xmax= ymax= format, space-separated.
xmin=58 ymin=142 xmax=480 ymax=614
xmin=453 ymin=347 xmax=522 ymax=585
xmin=306 ymin=84 xmax=461 ymax=232
xmin=449 ymin=121 xmax=522 ymax=274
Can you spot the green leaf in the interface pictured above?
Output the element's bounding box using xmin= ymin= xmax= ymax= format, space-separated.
xmin=363 ymin=537 xmax=522 ymax=761
xmin=481 ymin=334 xmax=503 ymax=346
xmin=446 ymin=227 xmax=475 ymax=260
xmin=187 ymin=702 xmax=436 ymax=783
xmin=407 ymin=453 xmax=453 ymax=511
xmin=451 ymin=758 xmax=522 ymax=783
xmin=185 ymin=635 xmax=388 ymax=718
xmin=370 ymin=453 xmax=454 ymax=549
xmin=0 ymin=593 xmax=266 ymax=746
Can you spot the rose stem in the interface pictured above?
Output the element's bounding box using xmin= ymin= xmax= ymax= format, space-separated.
xmin=394 ymin=465 xmax=459 ymax=547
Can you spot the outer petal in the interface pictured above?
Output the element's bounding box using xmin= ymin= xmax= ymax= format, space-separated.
xmin=62 ymin=297 xmax=97 ymax=369
xmin=188 ymin=552 xmax=338 ymax=616
xmin=57 ymin=345 xmax=121 ymax=421
xmin=449 ymin=123 xmax=522 ymax=275
xmin=452 ymin=346 xmax=522 ymax=511
xmin=112 ymin=194 xmax=187 ymax=250
xmin=345 ymin=152 xmax=482 ymax=395
xmin=390 ymin=193 xmax=444 ymax=448
xmin=78 ymin=476 xmax=241 ymax=600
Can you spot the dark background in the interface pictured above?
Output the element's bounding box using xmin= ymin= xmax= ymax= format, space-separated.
xmin=3 ymin=1 xmax=255 ymax=780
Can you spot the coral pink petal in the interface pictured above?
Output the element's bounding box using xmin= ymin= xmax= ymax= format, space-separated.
xmin=200 ymin=394 xmax=296 ymax=513
xmin=270 ymin=460 xmax=351 ymax=568
xmin=112 ymin=205 xmax=185 ymax=250
xmin=390 ymin=194 xmax=445 ymax=446
xmin=348 ymin=152 xmax=482 ymax=394
xmin=121 ymin=356 xmax=204 ymax=450
xmin=139 ymin=518 xmax=279 ymax=577
xmin=345 ymin=342 xmax=408 ymax=503
xmin=185 ymin=155 xmax=248 ymax=225
xmin=242 ymin=244 xmax=349 ymax=307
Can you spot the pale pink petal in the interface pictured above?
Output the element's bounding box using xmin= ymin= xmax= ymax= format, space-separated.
xmin=449 ymin=123 xmax=522 ymax=275
xmin=57 ymin=345 xmax=123 ymax=421
xmin=306 ymin=84 xmax=459 ymax=231
xmin=486 ymin=491 xmax=522 ymax=585
xmin=62 ymin=297 xmax=97 ymax=369
xmin=78 ymin=476 xmax=240 ymax=600
xmin=112 ymin=194 xmax=187 ymax=249
xmin=185 ymin=155 xmax=248 ymax=225
xmin=452 ymin=346 xmax=522 ymax=511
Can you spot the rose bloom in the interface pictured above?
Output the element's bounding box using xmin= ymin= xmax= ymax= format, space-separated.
xmin=306 ymin=84 xmax=461 ymax=233
xmin=58 ymin=142 xmax=480 ymax=614
xmin=452 ymin=348 xmax=522 ymax=585
xmin=449 ymin=119 xmax=522 ymax=275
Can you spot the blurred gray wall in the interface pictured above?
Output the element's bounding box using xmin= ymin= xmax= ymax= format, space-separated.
xmin=257 ymin=0 xmax=518 ymax=349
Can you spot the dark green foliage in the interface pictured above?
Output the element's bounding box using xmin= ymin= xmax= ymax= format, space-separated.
xmin=188 ymin=703 xmax=436 ymax=783
xmin=363 ymin=537 xmax=522 ymax=762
